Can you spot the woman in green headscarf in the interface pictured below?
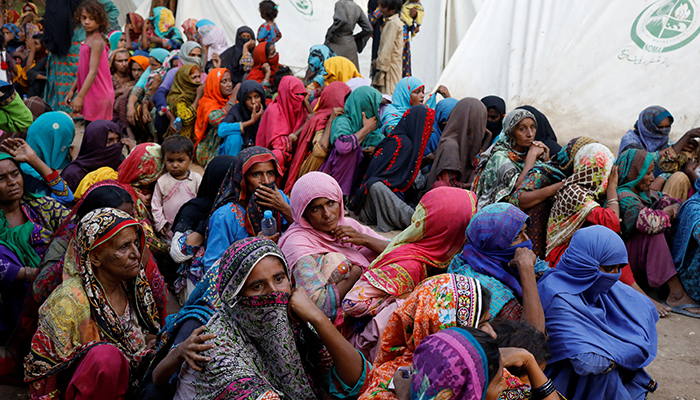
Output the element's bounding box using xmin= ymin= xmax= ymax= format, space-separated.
xmin=616 ymin=148 xmax=700 ymax=318
xmin=166 ymin=64 xmax=202 ymax=139
xmin=319 ymin=85 xmax=383 ymax=196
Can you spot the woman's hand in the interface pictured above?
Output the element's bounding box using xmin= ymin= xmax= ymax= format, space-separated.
xmin=250 ymin=103 xmax=264 ymax=123
xmin=178 ymin=326 xmax=216 ymax=372
xmin=288 ymin=287 xmax=324 ymax=323
xmin=361 ymin=111 xmax=377 ymax=132
xmin=141 ymin=104 xmax=152 ymax=123
xmin=212 ymin=52 xmax=221 ymax=69
xmin=331 ymin=225 xmax=368 ymax=247
xmin=256 ymin=230 xmax=280 ymax=243
xmin=500 ymin=347 xmax=537 ymax=370
xmin=663 ymin=203 xmax=681 ymax=220
xmin=262 ymin=62 xmax=271 ymax=76
xmin=244 ymin=39 xmax=256 ymax=53
xmin=255 ymin=184 xmax=286 ymax=211
xmin=121 ymin=138 xmax=136 ymax=152
xmin=1 ymin=138 xmax=37 ymax=164
xmin=508 ymin=247 xmax=537 ymax=273
xmin=392 ymin=367 xmax=412 ymax=400
xmin=65 ymin=86 xmax=76 ymax=106
xmin=127 ymin=103 xmax=137 ymax=125
xmin=185 ymin=231 xmax=205 ymax=247
xmin=532 ymin=140 xmax=550 ymax=160
xmin=332 ymin=107 xmax=345 ymax=117
xmin=436 ymin=85 xmax=451 ymax=98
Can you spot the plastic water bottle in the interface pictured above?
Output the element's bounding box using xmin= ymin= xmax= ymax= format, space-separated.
xmin=22 ymin=94 xmax=27 ymax=101
xmin=172 ymin=117 xmax=182 ymax=131
xmin=261 ymin=210 xmax=277 ymax=237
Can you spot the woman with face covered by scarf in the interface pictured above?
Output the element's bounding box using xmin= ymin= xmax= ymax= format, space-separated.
xmin=620 ymin=106 xmax=700 ymax=202
xmin=219 ymin=26 xmax=256 ymax=86
xmin=174 ymin=237 xmax=371 ymax=399
xmin=448 ymin=203 xmax=545 ymax=332
xmin=538 ymin=226 xmax=659 ymax=400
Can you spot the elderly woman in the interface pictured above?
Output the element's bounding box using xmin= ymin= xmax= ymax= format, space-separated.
xmin=110 ymin=49 xmax=136 ymax=103
xmin=0 ymin=151 xmax=70 ymax=375
xmin=448 ymin=203 xmax=546 ymax=332
xmin=538 ymin=226 xmax=659 ymax=400
xmin=619 ymin=105 xmax=700 ymax=201
xmin=203 ymin=147 xmax=293 ymax=270
xmin=616 ymin=149 xmax=700 ymax=317
xmin=343 ymin=187 xmax=476 ymax=359
xmin=25 ymin=208 xmax=162 ymax=400
xmin=175 ymin=237 xmax=371 ymax=399
xmin=473 ymin=108 xmax=550 ymax=209
xmin=358 ymin=274 xmax=496 ymax=399
xmin=279 ymin=172 xmax=388 ymax=326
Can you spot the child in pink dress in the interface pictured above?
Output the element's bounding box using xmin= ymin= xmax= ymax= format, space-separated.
xmin=66 ymin=1 xmax=115 ymax=123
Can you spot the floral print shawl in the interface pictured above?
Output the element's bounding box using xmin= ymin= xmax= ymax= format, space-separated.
xmin=359 ymin=274 xmax=485 ymax=400
xmin=25 ymin=208 xmax=161 ymax=392
xmin=546 ymin=143 xmax=615 ymax=254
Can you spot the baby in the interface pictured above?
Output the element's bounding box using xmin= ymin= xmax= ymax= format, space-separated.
xmin=152 ymin=135 xmax=202 ymax=240
xmin=400 ymin=0 xmax=424 ymax=37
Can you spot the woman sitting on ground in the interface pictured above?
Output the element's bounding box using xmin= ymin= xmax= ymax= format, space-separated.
xmin=616 ymin=148 xmax=700 ymax=317
xmin=380 ymin=76 xmax=425 ymax=135
xmin=672 ymin=178 xmax=700 ymax=307
xmin=166 ymin=64 xmax=202 ymax=141
xmin=193 ymin=68 xmax=234 ymax=167
xmin=474 ymin=108 xmax=551 ymax=209
xmin=448 ymin=203 xmax=546 ymax=332
xmin=25 ymin=208 xmax=162 ymax=400
xmin=177 ymin=237 xmax=371 ymax=399
xmin=350 ymin=105 xmax=433 ymax=232
xmin=321 ymin=85 xmax=382 ymax=196
xmin=217 ymin=80 xmax=267 ymax=156
xmin=284 ymin=81 xmax=350 ymax=193
xmin=203 ymin=147 xmax=293 ymax=270
xmin=357 ymin=274 xmax=496 ymax=399
xmin=343 ymin=187 xmax=476 ymax=359
xmin=538 ymin=226 xmax=659 ymax=400
xmin=279 ymin=171 xmax=388 ymax=328
xmin=619 ymin=105 xmax=700 ymax=202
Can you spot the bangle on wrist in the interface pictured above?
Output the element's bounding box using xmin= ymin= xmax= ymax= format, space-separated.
xmin=531 ymin=378 xmax=556 ymax=400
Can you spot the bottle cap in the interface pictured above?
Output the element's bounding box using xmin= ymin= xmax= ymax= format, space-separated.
xmin=264 ymin=210 xmax=273 ymax=219
xmin=175 ymin=117 xmax=181 ymax=122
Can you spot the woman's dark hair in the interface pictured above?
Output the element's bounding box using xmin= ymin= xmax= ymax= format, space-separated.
xmin=480 ymin=285 xmax=492 ymax=320
xmin=75 ymin=0 xmax=110 ymax=34
xmin=378 ymin=0 xmax=403 ymax=13
xmin=161 ymin=135 xmax=194 ymax=159
xmin=259 ymin=0 xmax=278 ymax=20
xmin=77 ymin=186 xmax=133 ymax=219
xmin=461 ymin=327 xmax=501 ymax=384
xmin=492 ymin=318 xmax=551 ymax=376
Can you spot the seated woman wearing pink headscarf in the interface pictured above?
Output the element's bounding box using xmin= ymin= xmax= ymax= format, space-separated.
xmin=279 ymin=171 xmax=388 ymax=329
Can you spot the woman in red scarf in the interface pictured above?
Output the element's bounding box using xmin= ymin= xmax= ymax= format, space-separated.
xmin=246 ymin=42 xmax=280 ymax=98
xmin=255 ymin=75 xmax=311 ymax=176
xmin=194 ymin=68 xmax=234 ymax=167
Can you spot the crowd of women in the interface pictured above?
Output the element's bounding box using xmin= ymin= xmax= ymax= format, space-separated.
xmin=0 ymin=0 xmax=698 ymax=399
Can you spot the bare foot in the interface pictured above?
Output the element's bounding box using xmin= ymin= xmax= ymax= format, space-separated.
xmin=652 ymin=299 xmax=671 ymax=317
xmin=666 ymin=293 xmax=700 ymax=314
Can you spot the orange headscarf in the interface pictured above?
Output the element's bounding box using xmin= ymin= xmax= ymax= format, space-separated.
xmin=195 ymin=68 xmax=230 ymax=142
xmin=129 ymin=55 xmax=150 ymax=72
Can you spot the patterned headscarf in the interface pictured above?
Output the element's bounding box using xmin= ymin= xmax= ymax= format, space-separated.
xmin=211 ymin=146 xmax=282 ymax=236
xmin=619 ymin=106 xmax=674 ymax=154
xmin=193 ymin=237 xmax=320 ymax=400
xmin=411 ymin=327 xmax=489 ymax=400
xmin=307 ymin=44 xmax=336 ymax=85
xmin=26 ymin=208 xmax=160 ymax=387
xmin=150 ymin=7 xmax=182 ymax=40
xmin=181 ymin=18 xmax=199 ymax=38
xmin=547 ymin=143 xmax=615 ymax=254
xmin=3 ymin=23 xmax=20 ymax=40
xmin=616 ymin=148 xmax=655 ymax=205
xmin=362 ymin=274 xmax=486 ymax=399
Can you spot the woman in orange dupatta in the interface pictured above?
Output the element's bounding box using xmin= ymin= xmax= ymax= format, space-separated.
xmin=194 ymin=68 xmax=234 ymax=167
xmin=358 ymin=273 xmax=495 ymax=399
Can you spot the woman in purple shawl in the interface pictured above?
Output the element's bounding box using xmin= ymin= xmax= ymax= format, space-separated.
xmin=538 ymin=226 xmax=659 ymax=400
xmin=61 ymin=120 xmax=125 ymax=191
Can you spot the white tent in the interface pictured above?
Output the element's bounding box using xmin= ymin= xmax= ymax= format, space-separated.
xmin=127 ymin=0 xmax=479 ymax=89
xmin=435 ymin=0 xmax=700 ymax=151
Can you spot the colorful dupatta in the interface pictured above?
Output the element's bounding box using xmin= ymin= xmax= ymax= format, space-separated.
xmin=20 ymin=112 xmax=74 ymax=179
xmin=306 ymin=44 xmax=336 ymax=85
xmin=361 ymin=187 xmax=477 ymax=297
xmin=546 ymin=143 xmax=614 ymax=254
xmin=284 ymin=81 xmax=350 ymax=193
xmin=619 ymin=106 xmax=673 ymax=155
xmin=329 ymin=85 xmax=383 ymax=149
xmin=193 ymin=238 xmax=320 ymax=400
xmin=26 ymin=208 xmax=161 ymax=391
xmin=246 ymin=42 xmax=280 ymax=84
xmin=166 ymin=64 xmax=201 ymax=110
xmin=359 ymin=274 xmax=485 ymax=400
xmin=195 ymin=68 xmax=230 ymax=142
xmin=411 ymin=327 xmax=489 ymax=400
xmin=150 ymin=7 xmax=182 ymax=41
xmin=380 ymin=76 xmax=423 ymax=135
xmin=210 ymin=146 xmax=283 ymax=236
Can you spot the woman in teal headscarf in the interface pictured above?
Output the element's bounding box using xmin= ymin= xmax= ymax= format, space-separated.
xmin=616 ymin=148 xmax=700 ymax=318
xmin=126 ymin=48 xmax=173 ymax=141
xmin=145 ymin=7 xmax=183 ymax=51
xmin=380 ymin=76 xmax=424 ymax=135
xmin=320 ymin=85 xmax=383 ymax=196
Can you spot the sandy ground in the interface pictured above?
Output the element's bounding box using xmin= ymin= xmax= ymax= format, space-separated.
xmin=0 ymin=126 xmax=697 ymax=398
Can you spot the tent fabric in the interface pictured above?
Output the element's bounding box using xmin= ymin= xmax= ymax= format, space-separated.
xmin=435 ymin=0 xmax=700 ymax=152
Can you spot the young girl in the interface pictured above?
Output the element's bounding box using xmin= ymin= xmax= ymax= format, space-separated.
xmin=66 ymin=1 xmax=114 ymax=123
xmin=257 ymin=0 xmax=282 ymax=44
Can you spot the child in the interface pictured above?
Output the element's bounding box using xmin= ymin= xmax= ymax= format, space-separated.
xmin=400 ymin=0 xmax=424 ymax=37
xmin=372 ymin=0 xmax=403 ymax=95
xmin=152 ymin=135 xmax=202 ymax=240
xmin=257 ymin=0 xmax=282 ymax=44
xmin=66 ymin=1 xmax=114 ymax=123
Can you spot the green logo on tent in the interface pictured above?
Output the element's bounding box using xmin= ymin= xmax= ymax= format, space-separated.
xmin=632 ymin=0 xmax=700 ymax=52
xmin=289 ymin=0 xmax=313 ymax=16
